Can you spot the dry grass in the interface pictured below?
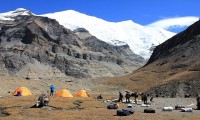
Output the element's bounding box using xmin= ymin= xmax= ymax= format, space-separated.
xmin=1 ymin=95 xmax=200 ymax=120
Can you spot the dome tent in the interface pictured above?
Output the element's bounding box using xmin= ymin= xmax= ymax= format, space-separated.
xmin=75 ymin=89 xmax=90 ymax=97
xmin=13 ymin=87 xmax=32 ymax=96
xmin=55 ymin=89 xmax=73 ymax=98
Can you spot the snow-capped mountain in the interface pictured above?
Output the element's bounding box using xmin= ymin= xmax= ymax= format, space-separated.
xmin=0 ymin=8 xmax=33 ymax=21
xmin=42 ymin=10 xmax=176 ymax=59
xmin=0 ymin=8 xmax=176 ymax=59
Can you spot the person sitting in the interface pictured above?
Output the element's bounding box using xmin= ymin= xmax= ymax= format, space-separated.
xmin=97 ymin=95 xmax=103 ymax=99
xmin=17 ymin=90 xmax=22 ymax=96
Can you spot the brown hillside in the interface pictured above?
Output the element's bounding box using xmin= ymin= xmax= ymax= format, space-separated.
xmin=96 ymin=19 xmax=200 ymax=97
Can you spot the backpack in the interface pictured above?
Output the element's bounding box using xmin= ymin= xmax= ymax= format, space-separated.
xmin=126 ymin=93 xmax=131 ymax=98
xmin=107 ymin=103 xmax=118 ymax=109
xmin=122 ymin=108 xmax=135 ymax=114
xmin=144 ymin=108 xmax=156 ymax=113
xmin=181 ymin=108 xmax=193 ymax=112
xmin=175 ymin=105 xmax=185 ymax=110
xmin=117 ymin=110 xmax=131 ymax=116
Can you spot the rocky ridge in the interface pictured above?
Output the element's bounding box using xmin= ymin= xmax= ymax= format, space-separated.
xmin=0 ymin=10 xmax=146 ymax=79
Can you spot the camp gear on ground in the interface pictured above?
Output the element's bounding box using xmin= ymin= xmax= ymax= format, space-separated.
xmin=36 ymin=94 xmax=50 ymax=108
xmin=107 ymin=103 xmax=118 ymax=109
xmin=175 ymin=105 xmax=185 ymax=110
xmin=122 ymin=108 xmax=135 ymax=114
xmin=13 ymin=87 xmax=32 ymax=96
xmin=103 ymin=99 xmax=111 ymax=103
xmin=123 ymin=99 xmax=133 ymax=103
xmin=112 ymin=99 xmax=118 ymax=102
xmin=144 ymin=108 xmax=155 ymax=113
xmin=127 ymin=104 xmax=133 ymax=108
xmin=117 ymin=109 xmax=131 ymax=116
xmin=141 ymin=104 xmax=150 ymax=107
xmin=75 ymin=90 xmax=90 ymax=97
xmin=163 ymin=107 xmax=173 ymax=111
xmin=181 ymin=108 xmax=193 ymax=112
xmin=55 ymin=89 xmax=73 ymax=98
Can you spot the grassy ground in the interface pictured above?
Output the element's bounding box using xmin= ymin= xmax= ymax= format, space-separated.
xmin=0 ymin=95 xmax=200 ymax=120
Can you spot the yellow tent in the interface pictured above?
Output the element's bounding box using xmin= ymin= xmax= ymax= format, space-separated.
xmin=55 ymin=89 xmax=73 ymax=98
xmin=75 ymin=89 xmax=90 ymax=97
xmin=13 ymin=87 xmax=32 ymax=96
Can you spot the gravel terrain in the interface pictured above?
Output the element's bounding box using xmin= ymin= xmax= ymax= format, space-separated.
xmin=0 ymin=94 xmax=200 ymax=120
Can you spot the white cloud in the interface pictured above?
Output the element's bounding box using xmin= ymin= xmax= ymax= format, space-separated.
xmin=147 ymin=16 xmax=199 ymax=29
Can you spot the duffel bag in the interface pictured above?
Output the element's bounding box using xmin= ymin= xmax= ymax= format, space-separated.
xmin=144 ymin=108 xmax=155 ymax=113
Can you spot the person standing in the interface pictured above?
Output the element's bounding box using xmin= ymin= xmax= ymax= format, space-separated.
xmin=118 ymin=92 xmax=123 ymax=102
xmin=134 ymin=92 xmax=138 ymax=104
xmin=143 ymin=93 xmax=148 ymax=104
xmin=50 ymin=85 xmax=55 ymax=96
xmin=125 ymin=91 xmax=131 ymax=103
xmin=197 ymin=95 xmax=200 ymax=110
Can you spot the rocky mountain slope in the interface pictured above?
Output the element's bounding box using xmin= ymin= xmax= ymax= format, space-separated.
xmin=96 ymin=19 xmax=200 ymax=97
xmin=0 ymin=9 xmax=145 ymax=79
xmin=144 ymin=19 xmax=200 ymax=97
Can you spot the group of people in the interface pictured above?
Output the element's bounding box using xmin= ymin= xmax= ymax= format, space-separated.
xmin=42 ymin=85 xmax=200 ymax=110
xmin=118 ymin=91 xmax=153 ymax=104
xmin=118 ymin=91 xmax=138 ymax=103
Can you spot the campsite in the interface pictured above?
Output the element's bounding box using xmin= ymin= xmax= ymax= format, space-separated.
xmin=1 ymin=2 xmax=200 ymax=119
xmin=0 ymin=77 xmax=200 ymax=120
xmin=1 ymin=94 xmax=200 ymax=120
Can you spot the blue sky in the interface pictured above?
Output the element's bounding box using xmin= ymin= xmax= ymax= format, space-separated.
xmin=0 ymin=0 xmax=199 ymax=25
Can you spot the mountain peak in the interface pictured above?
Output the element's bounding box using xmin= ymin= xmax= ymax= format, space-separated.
xmin=0 ymin=8 xmax=33 ymax=21
xmin=15 ymin=8 xmax=28 ymax=11
xmin=42 ymin=10 xmax=176 ymax=59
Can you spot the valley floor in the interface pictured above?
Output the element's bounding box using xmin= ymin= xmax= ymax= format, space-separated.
xmin=1 ymin=76 xmax=200 ymax=120
xmin=0 ymin=95 xmax=200 ymax=120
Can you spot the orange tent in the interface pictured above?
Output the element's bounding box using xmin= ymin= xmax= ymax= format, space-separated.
xmin=55 ymin=89 xmax=73 ymax=98
xmin=75 ymin=89 xmax=90 ymax=97
xmin=13 ymin=87 xmax=32 ymax=96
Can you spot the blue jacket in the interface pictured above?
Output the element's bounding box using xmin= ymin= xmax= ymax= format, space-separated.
xmin=50 ymin=85 xmax=55 ymax=91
